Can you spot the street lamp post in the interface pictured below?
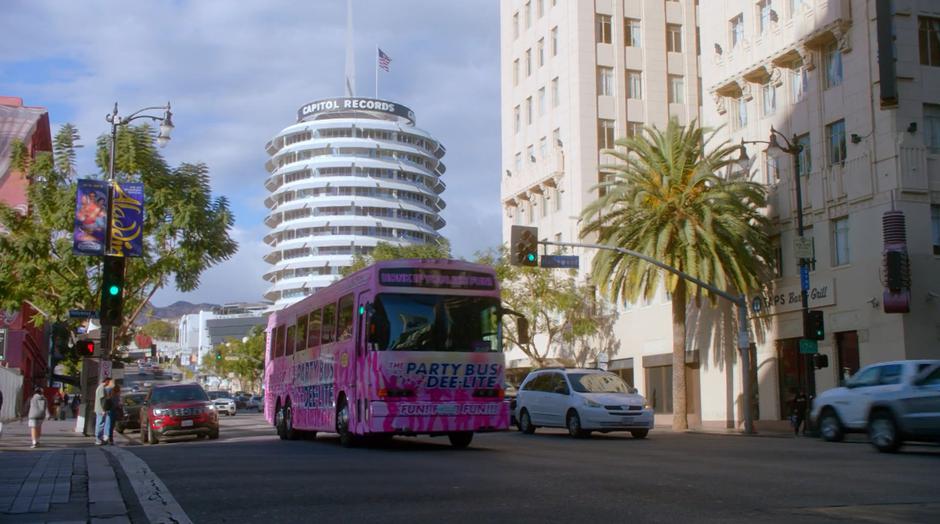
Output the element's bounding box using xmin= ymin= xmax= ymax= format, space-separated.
xmin=738 ymin=127 xmax=816 ymax=413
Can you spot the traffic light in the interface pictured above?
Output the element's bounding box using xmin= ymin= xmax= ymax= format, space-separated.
xmin=803 ymin=310 xmax=824 ymax=341
xmin=510 ymin=225 xmax=539 ymax=267
xmin=215 ymin=351 xmax=222 ymax=361
xmin=100 ymin=256 xmax=126 ymax=326
xmin=75 ymin=339 xmax=95 ymax=357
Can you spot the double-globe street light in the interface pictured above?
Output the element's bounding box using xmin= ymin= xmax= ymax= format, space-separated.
xmin=736 ymin=128 xmax=818 ymax=406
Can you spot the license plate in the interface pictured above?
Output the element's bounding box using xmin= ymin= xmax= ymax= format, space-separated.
xmin=181 ymin=419 xmax=194 ymax=427
xmin=620 ymin=417 xmax=634 ymax=423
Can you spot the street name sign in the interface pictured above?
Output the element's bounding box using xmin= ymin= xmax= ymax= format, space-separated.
xmin=69 ymin=309 xmax=98 ymax=319
xmin=540 ymin=255 xmax=579 ymax=269
xmin=794 ymin=237 xmax=813 ymax=259
xmin=799 ymin=339 xmax=819 ymax=354
xmin=224 ymin=356 xmax=239 ymax=361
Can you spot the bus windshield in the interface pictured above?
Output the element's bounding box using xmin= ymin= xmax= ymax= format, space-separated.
xmin=369 ymin=294 xmax=501 ymax=352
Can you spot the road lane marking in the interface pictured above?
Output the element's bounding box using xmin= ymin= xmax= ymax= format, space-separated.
xmin=102 ymin=446 xmax=192 ymax=524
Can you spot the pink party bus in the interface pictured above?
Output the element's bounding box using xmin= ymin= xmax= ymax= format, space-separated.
xmin=263 ymin=259 xmax=522 ymax=448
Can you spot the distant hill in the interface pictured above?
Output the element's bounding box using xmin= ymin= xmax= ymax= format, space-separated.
xmin=136 ymin=301 xmax=220 ymax=324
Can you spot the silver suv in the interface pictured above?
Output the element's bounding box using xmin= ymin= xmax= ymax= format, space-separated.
xmin=867 ymin=363 xmax=940 ymax=452
xmin=515 ymin=368 xmax=654 ymax=438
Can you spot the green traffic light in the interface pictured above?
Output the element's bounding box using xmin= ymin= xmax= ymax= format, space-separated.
xmin=358 ymin=305 xmax=365 ymax=315
xmin=108 ymin=284 xmax=120 ymax=296
xmin=526 ymin=253 xmax=536 ymax=262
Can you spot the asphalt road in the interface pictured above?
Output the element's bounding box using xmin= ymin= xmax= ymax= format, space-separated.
xmin=115 ymin=409 xmax=939 ymax=524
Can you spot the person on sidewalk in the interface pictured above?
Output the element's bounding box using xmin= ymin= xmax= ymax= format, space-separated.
xmin=789 ymin=388 xmax=809 ymax=436
xmin=0 ymin=388 xmax=4 ymax=440
xmin=94 ymin=377 xmax=113 ymax=445
xmin=107 ymin=384 xmax=123 ymax=445
xmin=28 ymin=386 xmax=47 ymax=448
xmin=71 ymin=393 xmax=80 ymax=419
xmin=51 ymin=391 xmax=62 ymax=420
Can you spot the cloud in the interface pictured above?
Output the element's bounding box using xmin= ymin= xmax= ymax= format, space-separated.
xmin=1 ymin=0 xmax=502 ymax=304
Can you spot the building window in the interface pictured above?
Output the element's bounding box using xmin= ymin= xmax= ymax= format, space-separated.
xmin=626 ymin=70 xmax=642 ymax=99
xmin=762 ymin=82 xmax=776 ymax=116
xmin=758 ymin=0 xmax=773 ymax=35
xmin=919 ymin=17 xmax=940 ymax=66
xmin=551 ymin=77 xmax=560 ymax=107
xmin=513 ymin=105 xmax=520 ymax=134
xmin=626 ymin=121 xmax=642 ymax=138
xmin=931 ymin=205 xmax=940 ymax=255
xmin=525 ymin=97 xmax=533 ymax=124
xmin=771 ymin=235 xmax=784 ymax=277
xmin=790 ymin=0 xmax=805 ymax=16
xmin=790 ymin=67 xmax=807 ymax=103
xmin=827 ymin=119 xmax=846 ymax=166
xmin=524 ymin=1 xmax=531 ymax=28
xmin=645 ymin=366 xmax=673 ymax=414
xmin=824 ymin=42 xmax=843 ymax=88
xmin=668 ymin=75 xmax=684 ymax=104
xmin=514 ymin=152 xmax=522 ymax=173
xmin=525 ymin=48 xmax=532 ymax=77
xmin=666 ymin=24 xmax=683 ymax=52
xmin=832 ymin=217 xmax=850 ymax=266
xmin=527 ymin=145 xmax=535 ymax=164
xmin=730 ymin=14 xmax=745 ymax=49
xmin=539 ymin=193 xmax=547 ymax=217
xmin=596 ymin=14 xmax=612 ymax=44
xmin=551 ymin=26 xmax=558 ymax=55
xmin=539 ymin=136 xmax=547 ymax=159
xmin=536 ymin=0 xmax=544 ymax=18
xmin=513 ymin=12 xmax=519 ymax=39
xmin=924 ymin=104 xmax=940 ymax=153
xmin=552 ymin=128 xmax=561 ymax=148
xmin=554 ymin=186 xmax=562 ymax=211
xmin=795 ymin=133 xmax=811 ymax=176
xmin=733 ymin=97 xmax=748 ymax=130
xmin=625 ymin=18 xmax=642 ymax=47
xmin=597 ymin=66 xmax=614 ymax=96
xmin=513 ymin=59 xmax=519 ymax=86
xmin=765 ymin=153 xmax=779 ymax=184
xmin=538 ymin=87 xmax=546 ymax=115
xmin=537 ymin=38 xmax=545 ymax=67
xmin=597 ymin=119 xmax=616 ymax=152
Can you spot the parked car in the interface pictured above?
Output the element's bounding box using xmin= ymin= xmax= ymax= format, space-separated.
xmin=811 ymin=359 xmax=940 ymax=442
xmin=211 ymin=395 xmax=237 ymax=416
xmin=246 ymin=395 xmax=262 ymax=411
xmin=115 ymin=393 xmax=147 ymax=433
xmin=515 ymin=368 xmax=653 ymax=438
xmin=866 ymin=363 xmax=940 ymax=452
xmin=505 ymin=382 xmax=519 ymax=426
xmin=140 ymin=383 xmax=219 ymax=444
xmin=171 ymin=372 xmax=182 ymax=382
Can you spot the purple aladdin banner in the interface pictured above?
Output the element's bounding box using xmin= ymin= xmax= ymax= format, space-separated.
xmin=72 ymin=179 xmax=109 ymax=256
xmin=109 ymin=181 xmax=145 ymax=257
xmin=378 ymin=268 xmax=496 ymax=290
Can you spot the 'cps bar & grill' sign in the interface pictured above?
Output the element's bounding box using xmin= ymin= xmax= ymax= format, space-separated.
xmin=297 ymin=97 xmax=416 ymax=125
xmin=379 ymin=268 xmax=496 ymax=291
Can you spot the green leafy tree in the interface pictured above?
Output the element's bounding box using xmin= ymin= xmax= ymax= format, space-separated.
xmin=341 ymin=239 xmax=452 ymax=276
xmin=0 ymin=124 xmax=237 ymax=358
xmin=139 ymin=319 xmax=177 ymax=342
xmin=580 ymin=119 xmax=772 ymax=430
xmin=202 ymin=327 xmax=265 ymax=393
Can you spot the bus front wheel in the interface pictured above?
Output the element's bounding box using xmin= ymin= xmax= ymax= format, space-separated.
xmin=448 ymin=432 xmax=473 ymax=449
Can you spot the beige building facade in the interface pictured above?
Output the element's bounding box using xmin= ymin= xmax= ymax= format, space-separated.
xmin=500 ymin=0 xmax=940 ymax=430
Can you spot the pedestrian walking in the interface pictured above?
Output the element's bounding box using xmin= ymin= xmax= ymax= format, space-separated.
xmin=94 ymin=377 xmax=113 ymax=445
xmin=52 ymin=392 xmax=63 ymax=420
xmin=71 ymin=393 xmax=80 ymax=418
xmin=62 ymin=393 xmax=70 ymax=420
xmin=107 ymin=384 xmax=123 ymax=445
xmin=28 ymin=386 xmax=47 ymax=448
xmin=789 ymin=388 xmax=808 ymax=436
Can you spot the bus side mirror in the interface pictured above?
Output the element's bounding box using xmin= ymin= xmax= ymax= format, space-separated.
xmin=516 ymin=317 xmax=530 ymax=346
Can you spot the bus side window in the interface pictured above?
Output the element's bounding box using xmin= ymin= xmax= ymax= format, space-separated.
xmin=296 ymin=314 xmax=308 ymax=352
xmin=308 ymin=309 xmax=322 ymax=348
xmin=321 ymin=304 xmax=336 ymax=345
xmin=337 ymin=294 xmax=354 ymax=342
xmin=274 ymin=325 xmax=285 ymax=358
xmin=286 ymin=325 xmax=296 ymax=356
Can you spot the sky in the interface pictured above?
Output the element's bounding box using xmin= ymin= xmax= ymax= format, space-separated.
xmin=0 ymin=0 xmax=503 ymax=307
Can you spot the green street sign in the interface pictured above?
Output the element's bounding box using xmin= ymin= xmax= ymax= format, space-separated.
xmin=799 ymin=339 xmax=819 ymax=354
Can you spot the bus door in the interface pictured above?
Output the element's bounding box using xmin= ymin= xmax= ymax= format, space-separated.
xmin=355 ymin=291 xmax=372 ymax=433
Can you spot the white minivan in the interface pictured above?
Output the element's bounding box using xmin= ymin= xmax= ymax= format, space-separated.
xmin=515 ymin=368 xmax=654 ymax=438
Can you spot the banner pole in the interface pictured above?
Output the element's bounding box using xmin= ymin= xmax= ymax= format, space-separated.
xmin=375 ymin=44 xmax=379 ymax=98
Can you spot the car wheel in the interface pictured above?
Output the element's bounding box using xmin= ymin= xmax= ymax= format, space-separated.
xmin=519 ymin=409 xmax=536 ymax=435
xmin=448 ymin=432 xmax=473 ymax=449
xmin=147 ymin=426 xmax=159 ymax=445
xmin=566 ymin=410 xmax=588 ymax=438
xmin=276 ymin=402 xmax=287 ymax=440
xmin=283 ymin=403 xmax=298 ymax=441
xmin=631 ymin=429 xmax=649 ymax=439
xmin=869 ymin=411 xmax=902 ymax=453
xmin=819 ymin=408 xmax=845 ymax=442
xmin=336 ymin=397 xmax=356 ymax=448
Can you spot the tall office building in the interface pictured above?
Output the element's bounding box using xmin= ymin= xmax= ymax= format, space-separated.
xmin=499 ymin=1 xmax=703 ymax=421
xmin=701 ymin=0 xmax=940 ymax=426
xmin=263 ymin=97 xmax=447 ymax=309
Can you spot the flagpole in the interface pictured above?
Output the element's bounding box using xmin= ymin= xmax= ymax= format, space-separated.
xmin=375 ymin=44 xmax=379 ymax=99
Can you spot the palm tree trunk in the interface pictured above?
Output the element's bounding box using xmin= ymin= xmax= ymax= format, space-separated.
xmin=671 ymin=279 xmax=688 ymax=431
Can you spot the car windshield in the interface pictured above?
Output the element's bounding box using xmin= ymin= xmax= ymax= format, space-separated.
xmin=567 ymin=373 xmax=631 ymax=394
xmin=369 ymin=294 xmax=502 ymax=352
xmin=122 ymin=394 xmax=146 ymax=407
xmin=150 ymin=386 xmax=209 ymax=404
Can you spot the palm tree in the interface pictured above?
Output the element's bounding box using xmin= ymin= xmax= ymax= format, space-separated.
xmin=580 ymin=119 xmax=772 ymax=431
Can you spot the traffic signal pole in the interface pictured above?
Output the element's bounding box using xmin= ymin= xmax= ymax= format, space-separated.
xmin=539 ymin=239 xmax=757 ymax=435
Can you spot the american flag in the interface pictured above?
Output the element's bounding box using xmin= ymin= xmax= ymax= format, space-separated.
xmin=378 ymin=48 xmax=391 ymax=72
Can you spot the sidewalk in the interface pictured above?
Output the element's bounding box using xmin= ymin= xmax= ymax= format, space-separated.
xmin=0 ymin=418 xmax=133 ymax=523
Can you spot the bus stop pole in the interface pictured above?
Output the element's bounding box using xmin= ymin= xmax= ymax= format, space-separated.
xmin=540 ymin=240 xmax=756 ymax=434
